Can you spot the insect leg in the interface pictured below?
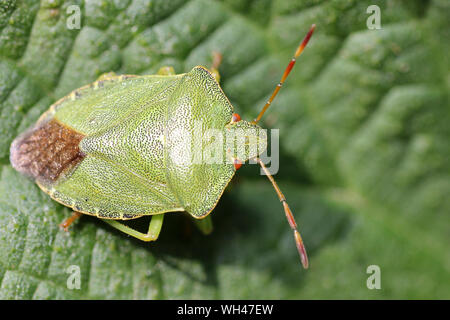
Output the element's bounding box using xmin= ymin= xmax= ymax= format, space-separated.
xmin=60 ymin=211 xmax=82 ymax=231
xmin=194 ymin=215 xmax=213 ymax=235
xmin=102 ymin=214 xmax=165 ymax=242
xmin=96 ymin=71 xmax=117 ymax=81
xmin=256 ymin=158 xmax=309 ymax=269
xmin=157 ymin=66 xmax=176 ymax=76
xmin=209 ymin=51 xmax=222 ymax=83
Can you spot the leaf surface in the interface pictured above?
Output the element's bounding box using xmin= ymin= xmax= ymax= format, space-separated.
xmin=0 ymin=0 xmax=448 ymax=299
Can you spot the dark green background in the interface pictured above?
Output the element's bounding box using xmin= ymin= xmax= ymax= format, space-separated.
xmin=0 ymin=0 xmax=449 ymax=299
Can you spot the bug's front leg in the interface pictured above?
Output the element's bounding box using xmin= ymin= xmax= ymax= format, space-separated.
xmin=102 ymin=214 xmax=165 ymax=242
xmin=209 ymin=51 xmax=222 ymax=83
xmin=194 ymin=215 xmax=213 ymax=235
xmin=157 ymin=66 xmax=176 ymax=76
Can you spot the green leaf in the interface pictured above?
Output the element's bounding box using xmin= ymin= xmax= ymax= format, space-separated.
xmin=0 ymin=0 xmax=449 ymax=299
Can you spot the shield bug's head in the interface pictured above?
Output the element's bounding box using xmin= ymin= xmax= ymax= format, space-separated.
xmin=225 ymin=116 xmax=267 ymax=165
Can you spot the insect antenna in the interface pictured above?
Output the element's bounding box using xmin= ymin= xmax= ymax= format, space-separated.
xmin=256 ymin=158 xmax=309 ymax=269
xmin=252 ymin=24 xmax=316 ymax=124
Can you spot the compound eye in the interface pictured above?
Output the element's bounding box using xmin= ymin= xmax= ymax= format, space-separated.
xmin=233 ymin=158 xmax=242 ymax=170
xmin=231 ymin=113 xmax=241 ymax=123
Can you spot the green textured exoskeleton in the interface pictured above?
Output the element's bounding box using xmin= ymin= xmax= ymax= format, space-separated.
xmin=10 ymin=25 xmax=316 ymax=269
xmin=11 ymin=66 xmax=264 ymax=232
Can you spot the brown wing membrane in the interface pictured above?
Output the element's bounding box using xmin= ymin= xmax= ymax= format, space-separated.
xmin=10 ymin=118 xmax=86 ymax=184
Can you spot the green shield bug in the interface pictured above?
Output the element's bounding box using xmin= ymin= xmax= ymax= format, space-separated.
xmin=10 ymin=25 xmax=316 ymax=269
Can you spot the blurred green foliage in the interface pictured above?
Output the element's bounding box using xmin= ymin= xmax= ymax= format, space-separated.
xmin=0 ymin=0 xmax=448 ymax=299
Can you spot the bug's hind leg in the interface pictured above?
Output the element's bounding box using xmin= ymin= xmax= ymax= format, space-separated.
xmin=60 ymin=211 xmax=82 ymax=231
xmin=194 ymin=215 xmax=213 ymax=235
xmin=102 ymin=214 xmax=164 ymax=242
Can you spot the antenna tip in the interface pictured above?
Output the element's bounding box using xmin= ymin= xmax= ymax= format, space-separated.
xmin=294 ymin=230 xmax=309 ymax=269
xmin=307 ymin=24 xmax=316 ymax=38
